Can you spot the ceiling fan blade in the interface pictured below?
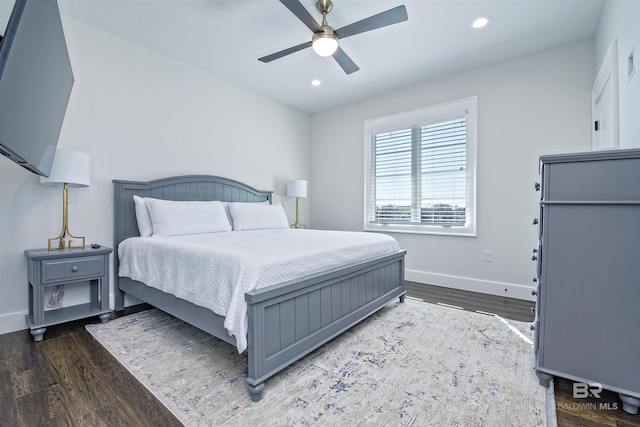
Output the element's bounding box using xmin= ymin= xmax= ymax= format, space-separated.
xmin=258 ymin=41 xmax=312 ymax=63
xmin=333 ymin=47 xmax=359 ymax=74
xmin=334 ymin=5 xmax=408 ymax=39
xmin=279 ymin=0 xmax=322 ymax=33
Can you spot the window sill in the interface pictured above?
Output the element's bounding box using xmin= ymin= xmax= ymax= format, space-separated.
xmin=365 ymin=223 xmax=476 ymax=237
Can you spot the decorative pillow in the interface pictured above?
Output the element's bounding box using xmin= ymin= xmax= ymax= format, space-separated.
xmin=133 ymin=195 xmax=153 ymax=237
xmin=228 ymin=202 xmax=289 ymax=231
xmin=144 ymin=198 xmax=232 ymax=237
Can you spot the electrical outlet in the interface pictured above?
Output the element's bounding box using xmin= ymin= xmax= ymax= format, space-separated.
xmin=482 ymin=250 xmax=493 ymax=262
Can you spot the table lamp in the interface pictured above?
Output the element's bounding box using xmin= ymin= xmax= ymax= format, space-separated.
xmin=286 ymin=179 xmax=307 ymax=229
xmin=40 ymin=149 xmax=90 ymax=251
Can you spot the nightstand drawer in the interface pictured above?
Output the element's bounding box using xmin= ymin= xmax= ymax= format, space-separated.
xmin=41 ymin=256 xmax=105 ymax=284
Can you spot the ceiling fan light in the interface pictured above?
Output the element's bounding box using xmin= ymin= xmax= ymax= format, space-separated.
xmin=471 ymin=16 xmax=491 ymax=29
xmin=312 ymin=34 xmax=338 ymax=57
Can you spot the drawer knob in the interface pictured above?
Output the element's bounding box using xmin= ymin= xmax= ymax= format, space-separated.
xmin=534 ymin=182 xmax=540 ymax=191
xmin=71 ymin=266 xmax=79 ymax=272
xmin=532 ymin=218 xmax=539 ymax=225
xmin=531 ymin=255 xmax=537 ymax=261
xmin=532 ymin=277 xmax=537 ymax=283
xmin=532 ymin=289 xmax=537 ymax=296
xmin=530 ymin=324 xmax=535 ymax=331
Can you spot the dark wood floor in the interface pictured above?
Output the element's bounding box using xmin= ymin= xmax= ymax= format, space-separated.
xmin=0 ymin=304 xmax=181 ymax=427
xmin=404 ymin=281 xmax=535 ymax=322
xmin=0 ymin=282 xmax=637 ymax=426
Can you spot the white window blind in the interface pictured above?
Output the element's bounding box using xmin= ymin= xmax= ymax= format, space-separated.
xmin=364 ymin=97 xmax=476 ymax=236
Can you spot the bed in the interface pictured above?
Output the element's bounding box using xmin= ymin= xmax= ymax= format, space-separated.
xmin=113 ymin=175 xmax=406 ymax=402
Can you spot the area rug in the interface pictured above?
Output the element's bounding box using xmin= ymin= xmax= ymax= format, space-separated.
xmin=86 ymin=299 xmax=547 ymax=426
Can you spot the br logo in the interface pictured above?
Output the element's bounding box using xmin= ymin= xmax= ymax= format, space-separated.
xmin=573 ymin=382 xmax=603 ymax=399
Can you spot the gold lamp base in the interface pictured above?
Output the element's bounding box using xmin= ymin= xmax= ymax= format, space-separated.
xmin=48 ymin=183 xmax=86 ymax=251
xmin=290 ymin=197 xmax=306 ymax=229
xmin=48 ymin=233 xmax=86 ymax=251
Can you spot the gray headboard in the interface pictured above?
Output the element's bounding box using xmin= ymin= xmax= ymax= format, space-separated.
xmin=113 ymin=175 xmax=273 ymax=247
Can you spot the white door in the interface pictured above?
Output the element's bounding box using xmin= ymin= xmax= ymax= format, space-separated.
xmin=592 ymin=41 xmax=619 ymax=151
xmin=593 ymin=75 xmax=615 ymax=150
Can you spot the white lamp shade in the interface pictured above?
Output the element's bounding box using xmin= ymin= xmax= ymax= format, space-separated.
xmin=40 ymin=149 xmax=90 ymax=187
xmin=287 ymin=180 xmax=307 ymax=198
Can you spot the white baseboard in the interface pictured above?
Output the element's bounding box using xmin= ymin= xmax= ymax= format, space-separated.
xmin=109 ymin=291 xmax=143 ymax=310
xmin=1 ymin=274 xmax=533 ymax=337
xmin=0 ymin=296 xmax=111 ymax=336
xmin=0 ymin=310 xmax=28 ymax=335
xmin=406 ymin=269 xmax=536 ymax=302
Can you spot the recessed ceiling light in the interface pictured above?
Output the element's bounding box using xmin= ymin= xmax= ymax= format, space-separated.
xmin=311 ymin=79 xmax=322 ymax=86
xmin=471 ymin=16 xmax=491 ymax=29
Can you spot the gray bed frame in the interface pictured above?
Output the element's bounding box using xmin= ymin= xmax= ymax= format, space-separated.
xmin=113 ymin=175 xmax=406 ymax=402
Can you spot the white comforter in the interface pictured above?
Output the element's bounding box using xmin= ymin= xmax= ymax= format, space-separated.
xmin=118 ymin=229 xmax=400 ymax=353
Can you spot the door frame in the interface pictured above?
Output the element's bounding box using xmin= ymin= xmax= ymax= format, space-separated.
xmin=592 ymin=40 xmax=620 ymax=151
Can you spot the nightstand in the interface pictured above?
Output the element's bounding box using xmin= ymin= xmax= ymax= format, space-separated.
xmin=25 ymin=246 xmax=112 ymax=342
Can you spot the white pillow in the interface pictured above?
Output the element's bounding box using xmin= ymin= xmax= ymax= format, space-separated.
xmin=144 ymin=199 xmax=232 ymax=237
xmin=222 ymin=200 xmax=268 ymax=224
xmin=133 ymin=195 xmax=153 ymax=237
xmin=228 ymin=202 xmax=289 ymax=231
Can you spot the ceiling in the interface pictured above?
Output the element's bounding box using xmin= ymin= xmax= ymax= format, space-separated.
xmin=59 ymin=0 xmax=605 ymax=114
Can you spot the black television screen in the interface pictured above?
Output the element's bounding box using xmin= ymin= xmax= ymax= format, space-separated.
xmin=0 ymin=0 xmax=74 ymax=177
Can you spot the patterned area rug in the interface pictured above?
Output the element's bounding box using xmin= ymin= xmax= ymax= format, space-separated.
xmin=86 ymin=299 xmax=547 ymax=426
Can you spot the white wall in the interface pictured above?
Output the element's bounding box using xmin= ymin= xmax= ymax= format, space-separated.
xmin=0 ymin=17 xmax=310 ymax=334
xmin=595 ymin=0 xmax=640 ymax=148
xmin=309 ymin=40 xmax=594 ymax=301
xmin=1 ymin=8 xmax=617 ymax=335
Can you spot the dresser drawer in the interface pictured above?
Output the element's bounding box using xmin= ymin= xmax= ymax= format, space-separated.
xmin=41 ymin=256 xmax=105 ymax=284
xmin=542 ymin=154 xmax=640 ymax=201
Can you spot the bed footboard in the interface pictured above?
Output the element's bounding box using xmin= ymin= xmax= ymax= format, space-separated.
xmin=244 ymin=250 xmax=406 ymax=401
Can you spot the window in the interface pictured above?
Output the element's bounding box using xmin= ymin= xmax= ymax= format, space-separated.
xmin=364 ymin=96 xmax=477 ymax=236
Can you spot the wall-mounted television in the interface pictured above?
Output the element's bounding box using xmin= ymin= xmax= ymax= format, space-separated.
xmin=0 ymin=0 xmax=74 ymax=177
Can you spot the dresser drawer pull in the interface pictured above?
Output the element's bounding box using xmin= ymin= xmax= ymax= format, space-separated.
xmin=72 ymin=266 xmax=79 ymax=272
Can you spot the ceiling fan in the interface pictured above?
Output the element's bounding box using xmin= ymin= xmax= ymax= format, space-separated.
xmin=258 ymin=0 xmax=408 ymax=74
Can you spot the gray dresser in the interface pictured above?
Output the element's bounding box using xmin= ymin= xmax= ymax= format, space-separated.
xmin=533 ymin=149 xmax=640 ymax=415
